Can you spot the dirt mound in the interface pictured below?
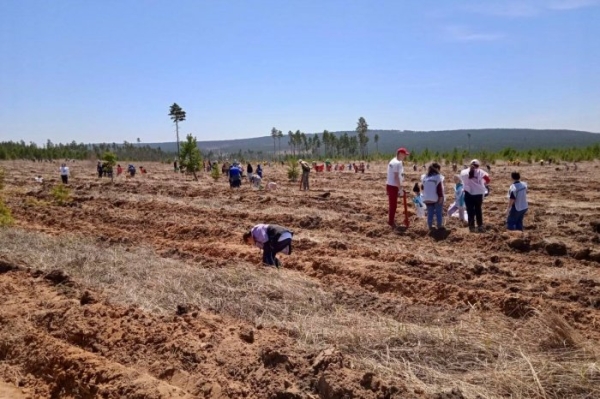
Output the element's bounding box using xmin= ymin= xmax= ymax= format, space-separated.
xmin=0 ymin=263 xmax=415 ymax=399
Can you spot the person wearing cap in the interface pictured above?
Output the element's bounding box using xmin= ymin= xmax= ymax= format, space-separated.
xmin=460 ymin=159 xmax=491 ymax=232
xmin=299 ymin=159 xmax=311 ymax=191
xmin=386 ymin=147 xmax=410 ymax=227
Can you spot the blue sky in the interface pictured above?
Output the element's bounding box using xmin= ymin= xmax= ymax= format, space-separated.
xmin=1 ymin=0 xmax=599 ymax=145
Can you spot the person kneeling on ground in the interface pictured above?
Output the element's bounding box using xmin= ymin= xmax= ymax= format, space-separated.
xmin=243 ymin=224 xmax=293 ymax=268
xmin=250 ymin=174 xmax=262 ymax=188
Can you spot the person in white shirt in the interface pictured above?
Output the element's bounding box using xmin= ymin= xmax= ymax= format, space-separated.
xmin=506 ymin=171 xmax=528 ymax=231
xmin=59 ymin=163 xmax=69 ymax=184
xmin=386 ymin=147 xmax=410 ymax=227
xmin=421 ymin=163 xmax=445 ymax=230
xmin=460 ymin=159 xmax=490 ymax=232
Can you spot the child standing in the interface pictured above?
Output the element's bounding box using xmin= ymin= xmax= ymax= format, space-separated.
xmin=447 ymin=175 xmax=466 ymax=223
xmin=412 ymin=182 xmax=425 ymax=218
xmin=506 ymin=172 xmax=528 ymax=231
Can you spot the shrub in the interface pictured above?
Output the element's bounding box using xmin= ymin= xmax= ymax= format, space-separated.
xmin=0 ymin=198 xmax=13 ymax=227
xmin=287 ymin=162 xmax=299 ymax=182
xmin=51 ymin=184 xmax=71 ymax=205
xmin=211 ymin=165 xmax=221 ymax=181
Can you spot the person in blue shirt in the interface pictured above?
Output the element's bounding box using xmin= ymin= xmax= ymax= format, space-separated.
xmin=506 ymin=172 xmax=528 ymax=231
xmin=229 ymin=163 xmax=243 ymax=188
xmin=256 ymin=164 xmax=263 ymax=178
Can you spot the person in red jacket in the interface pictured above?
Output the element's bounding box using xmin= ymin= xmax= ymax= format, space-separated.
xmin=459 ymin=159 xmax=491 ymax=232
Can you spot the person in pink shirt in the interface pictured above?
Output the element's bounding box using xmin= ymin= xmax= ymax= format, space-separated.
xmin=459 ymin=159 xmax=490 ymax=232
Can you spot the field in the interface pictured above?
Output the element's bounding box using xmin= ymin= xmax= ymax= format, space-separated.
xmin=0 ymin=159 xmax=599 ymax=399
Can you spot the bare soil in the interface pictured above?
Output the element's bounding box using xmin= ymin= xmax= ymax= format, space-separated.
xmin=1 ymin=159 xmax=599 ymax=398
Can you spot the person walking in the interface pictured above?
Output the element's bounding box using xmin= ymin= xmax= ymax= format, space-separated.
xmin=59 ymin=163 xmax=69 ymax=184
xmin=97 ymin=161 xmax=103 ymax=178
xmin=256 ymin=164 xmax=263 ymax=179
xmin=386 ymin=147 xmax=410 ymax=228
xmin=460 ymin=159 xmax=490 ymax=232
xmin=299 ymin=159 xmax=310 ymax=191
xmin=243 ymin=224 xmax=293 ymax=267
xmin=421 ymin=163 xmax=445 ymax=230
xmin=506 ymin=171 xmax=528 ymax=231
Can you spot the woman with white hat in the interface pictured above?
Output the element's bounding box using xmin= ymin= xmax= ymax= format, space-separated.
xmin=459 ymin=159 xmax=490 ymax=232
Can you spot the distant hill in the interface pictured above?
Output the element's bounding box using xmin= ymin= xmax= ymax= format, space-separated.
xmin=143 ymin=129 xmax=600 ymax=155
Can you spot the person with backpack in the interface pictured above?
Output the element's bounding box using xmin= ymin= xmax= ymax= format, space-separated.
xmin=421 ymin=163 xmax=445 ymax=230
xmin=506 ymin=171 xmax=528 ymax=231
xmin=460 ymin=159 xmax=490 ymax=232
xmin=243 ymin=224 xmax=293 ymax=268
xmin=299 ymin=159 xmax=311 ymax=191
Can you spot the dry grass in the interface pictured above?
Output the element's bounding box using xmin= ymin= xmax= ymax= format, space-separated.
xmin=1 ymin=228 xmax=598 ymax=398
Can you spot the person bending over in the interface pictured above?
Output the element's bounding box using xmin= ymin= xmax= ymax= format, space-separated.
xmin=243 ymin=224 xmax=293 ymax=268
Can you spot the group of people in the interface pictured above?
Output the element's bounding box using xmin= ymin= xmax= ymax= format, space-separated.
xmin=96 ymin=162 xmax=142 ymax=178
xmin=387 ymin=148 xmax=528 ymax=232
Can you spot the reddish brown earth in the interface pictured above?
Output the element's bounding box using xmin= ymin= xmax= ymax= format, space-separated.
xmin=1 ymin=159 xmax=599 ymax=398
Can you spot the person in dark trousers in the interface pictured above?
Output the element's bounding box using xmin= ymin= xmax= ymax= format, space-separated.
xmin=59 ymin=163 xmax=69 ymax=184
xmin=256 ymin=164 xmax=263 ymax=178
xmin=174 ymin=160 xmax=178 ymax=172
xmin=460 ymin=159 xmax=491 ymax=232
xmin=386 ymin=147 xmax=410 ymax=228
xmin=244 ymin=224 xmax=293 ymax=267
xmin=229 ymin=163 xmax=243 ymax=188
xmin=97 ymin=161 xmax=103 ymax=178
xmin=128 ymin=164 xmax=136 ymax=177
xmin=506 ymin=171 xmax=528 ymax=231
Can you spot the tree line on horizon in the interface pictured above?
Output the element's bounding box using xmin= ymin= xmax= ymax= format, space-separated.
xmin=0 ymin=140 xmax=173 ymax=162
xmin=2 ymin=137 xmax=600 ymax=166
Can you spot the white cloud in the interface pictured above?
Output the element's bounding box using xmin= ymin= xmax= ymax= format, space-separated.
xmin=466 ymin=2 xmax=540 ymax=17
xmin=444 ymin=25 xmax=504 ymax=42
xmin=548 ymin=0 xmax=599 ymax=10
xmin=464 ymin=0 xmax=599 ymax=17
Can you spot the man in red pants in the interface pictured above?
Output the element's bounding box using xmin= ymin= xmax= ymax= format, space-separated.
xmin=386 ymin=147 xmax=410 ymax=228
